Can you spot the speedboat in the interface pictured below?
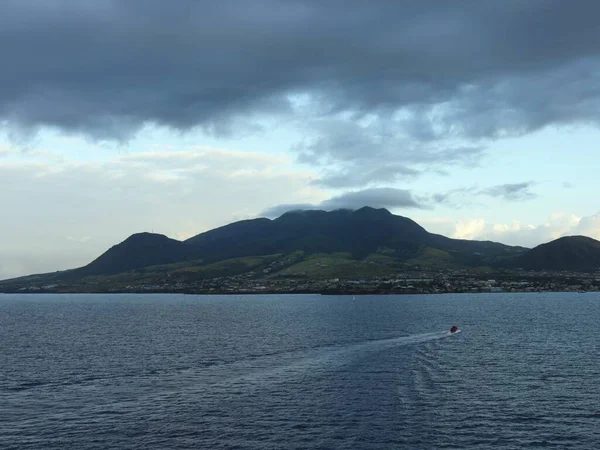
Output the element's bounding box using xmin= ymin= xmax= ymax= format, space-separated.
xmin=450 ymin=325 xmax=458 ymax=333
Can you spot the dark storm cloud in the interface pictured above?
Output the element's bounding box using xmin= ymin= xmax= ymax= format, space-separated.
xmin=295 ymin=114 xmax=486 ymax=186
xmin=261 ymin=187 xmax=423 ymax=218
xmin=2 ymin=0 xmax=600 ymax=184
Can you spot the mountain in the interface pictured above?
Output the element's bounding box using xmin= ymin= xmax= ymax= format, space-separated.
xmin=68 ymin=232 xmax=198 ymax=277
xmin=184 ymin=207 xmax=434 ymax=261
xmin=515 ymin=235 xmax=600 ymax=270
xmin=7 ymin=207 xmax=600 ymax=291
xmin=55 ymin=206 xmax=525 ymax=280
xmin=181 ymin=206 xmax=529 ymax=266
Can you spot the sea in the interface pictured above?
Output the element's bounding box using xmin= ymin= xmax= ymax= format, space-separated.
xmin=1 ymin=292 xmax=599 ymax=449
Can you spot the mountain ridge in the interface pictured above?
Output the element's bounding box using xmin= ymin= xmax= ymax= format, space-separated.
xmin=2 ymin=207 xmax=600 ymax=288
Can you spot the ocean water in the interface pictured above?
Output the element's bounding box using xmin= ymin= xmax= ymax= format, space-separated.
xmin=1 ymin=292 xmax=599 ymax=449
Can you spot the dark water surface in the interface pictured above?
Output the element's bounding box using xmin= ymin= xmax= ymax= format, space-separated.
xmin=1 ymin=292 xmax=599 ymax=449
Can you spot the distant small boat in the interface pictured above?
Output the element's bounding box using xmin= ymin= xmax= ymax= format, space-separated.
xmin=450 ymin=325 xmax=458 ymax=334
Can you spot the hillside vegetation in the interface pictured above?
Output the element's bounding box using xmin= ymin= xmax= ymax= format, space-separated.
xmin=2 ymin=208 xmax=600 ymax=292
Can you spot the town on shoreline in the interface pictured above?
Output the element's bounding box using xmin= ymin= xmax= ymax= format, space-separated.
xmin=8 ymin=268 xmax=600 ymax=295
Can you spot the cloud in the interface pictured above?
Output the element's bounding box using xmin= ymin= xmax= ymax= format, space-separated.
xmin=1 ymin=1 xmax=599 ymax=149
xmin=260 ymin=203 xmax=318 ymax=218
xmin=481 ymin=182 xmax=537 ymax=200
xmin=0 ymin=146 xmax=322 ymax=279
xmin=265 ymin=179 xmax=539 ymax=220
xmin=261 ymin=187 xmax=424 ymax=217
xmin=313 ymin=163 xmax=420 ymax=188
xmin=431 ymin=181 xmax=537 ymax=206
xmin=322 ymin=188 xmax=423 ymax=210
xmin=298 ymin=115 xmax=485 ymax=187
xmin=0 ymin=143 xmax=23 ymax=158
xmin=418 ymin=211 xmax=599 ymax=248
xmin=453 ymin=219 xmax=486 ymax=240
xmin=571 ymin=212 xmax=600 ymax=239
xmin=65 ymin=236 xmax=92 ymax=244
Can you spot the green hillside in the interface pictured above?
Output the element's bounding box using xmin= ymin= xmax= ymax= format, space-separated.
xmin=3 ymin=208 xmax=600 ymax=293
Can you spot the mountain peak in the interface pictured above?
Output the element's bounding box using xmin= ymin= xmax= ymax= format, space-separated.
xmin=275 ymin=206 xmax=393 ymax=220
xmin=277 ymin=208 xmax=354 ymax=218
xmin=124 ymin=232 xmax=173 ymax=242
xmin=551 ymin=235 xmax=599 ymax=244
xmin=517 ymin=234 xmax=600 ymax=270
xmin=353 ymin=206 xmax=393 ymax=216
xmin=73 ymin=232 xmax=195 ymax=277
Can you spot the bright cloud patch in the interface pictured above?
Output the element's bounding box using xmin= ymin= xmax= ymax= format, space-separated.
xmin=0 ymin=146 xmax=323 ymax=279
xmin=419 ymin=211 xmax=598 ymax=248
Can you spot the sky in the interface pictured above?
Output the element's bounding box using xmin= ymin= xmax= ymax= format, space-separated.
xmin=2 ymin=0 xmax=600 ymax=280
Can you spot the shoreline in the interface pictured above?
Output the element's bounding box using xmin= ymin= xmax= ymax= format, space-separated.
xmin=1 ymin=287 xmax=595 ymax=295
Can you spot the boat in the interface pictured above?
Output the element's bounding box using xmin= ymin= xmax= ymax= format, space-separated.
xmin=450 ymin=325 xmax=458 ymax=333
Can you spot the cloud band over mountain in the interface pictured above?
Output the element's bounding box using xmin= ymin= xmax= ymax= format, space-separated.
xmin=3 ymin=1 xmax=600 ymax=153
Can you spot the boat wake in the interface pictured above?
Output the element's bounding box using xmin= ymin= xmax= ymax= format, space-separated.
xmin=205 ymin=330 xmax=458 ymax=389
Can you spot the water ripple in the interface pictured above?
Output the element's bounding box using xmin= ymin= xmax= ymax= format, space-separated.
xmin=1 ymin=292 xmax=600 ymax=449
